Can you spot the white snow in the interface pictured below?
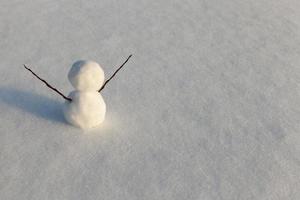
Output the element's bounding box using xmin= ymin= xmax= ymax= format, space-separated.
xmin=1 ymin=0 xmax=300 ymax=199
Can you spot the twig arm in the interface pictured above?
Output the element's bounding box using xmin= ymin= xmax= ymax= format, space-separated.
xmin=98 ymin=54 xmax=132 ymax=92
xmin=23 ymin=64 xmax=72 ymax=102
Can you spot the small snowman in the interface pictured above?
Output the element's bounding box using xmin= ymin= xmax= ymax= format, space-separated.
xmin=24 ymin=55 xmax=132 ymax=129
xmin=63 ymin=60 xmax=106 ymax=129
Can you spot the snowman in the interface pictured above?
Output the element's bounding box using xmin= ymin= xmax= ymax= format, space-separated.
xmin=63 ymin=60 xmax=106 ymax=129
xmin=23 ymin=55 xmax=132 ymax=129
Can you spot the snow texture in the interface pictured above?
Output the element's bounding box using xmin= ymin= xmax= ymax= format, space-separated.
xmin=64 ymin=60 xmax=106 ymax=129
xmin=1 ymin=0 xmax=300 ymax=200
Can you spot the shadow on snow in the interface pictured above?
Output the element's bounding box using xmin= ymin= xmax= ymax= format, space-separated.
xmin=0 ymin=87 xmax=66 ymax=124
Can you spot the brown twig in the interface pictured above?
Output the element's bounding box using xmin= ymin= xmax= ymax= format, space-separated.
xmin=23 ymin=64 xmax=72 ymax=102
xmin=98 ymin=54 xmax=132 ymax=92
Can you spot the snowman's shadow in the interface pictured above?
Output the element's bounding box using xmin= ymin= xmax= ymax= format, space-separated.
xmin=0 ymin=87 xmax=66 ymax=124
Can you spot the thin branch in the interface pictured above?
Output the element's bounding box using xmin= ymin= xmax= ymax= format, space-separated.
xmin=23 ymin=64 xmax=72 ymax=102
xmin=98 ymin=54 xmax=132 ymax=92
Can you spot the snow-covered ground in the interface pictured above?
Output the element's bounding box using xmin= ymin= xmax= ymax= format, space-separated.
xmin=1 ymin=0 xmax=300 ymax=199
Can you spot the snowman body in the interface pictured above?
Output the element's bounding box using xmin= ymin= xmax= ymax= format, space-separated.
xmin=63 ymin=60 xmax=106 ymax=129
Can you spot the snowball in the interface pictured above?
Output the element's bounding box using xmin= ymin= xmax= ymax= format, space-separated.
xmin=68 ymin=60 xmax=104 ymax=91
xmin=63 ymin=91 xmax=106 ymax=129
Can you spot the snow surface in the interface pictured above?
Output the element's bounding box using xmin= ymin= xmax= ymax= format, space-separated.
xmin=1 ymin=0 xmax=300 ymax=199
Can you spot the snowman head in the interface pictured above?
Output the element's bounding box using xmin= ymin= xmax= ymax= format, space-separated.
xmin=68 ymin=60 xmax=104 ymax=91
